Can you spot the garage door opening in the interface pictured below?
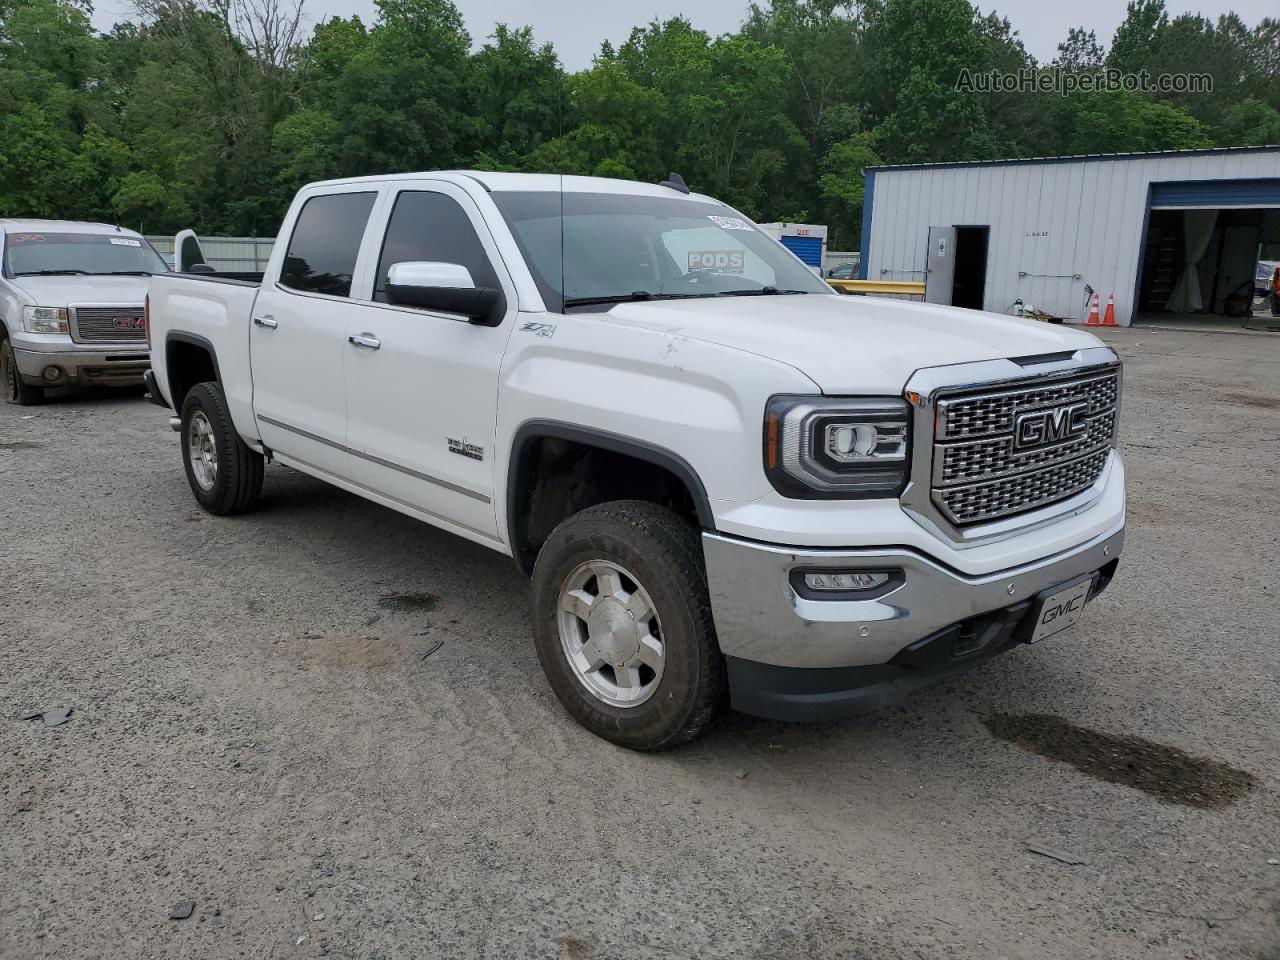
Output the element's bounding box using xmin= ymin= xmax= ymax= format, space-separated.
xmin=1136 ymin=178 xmax=1280 ymax=331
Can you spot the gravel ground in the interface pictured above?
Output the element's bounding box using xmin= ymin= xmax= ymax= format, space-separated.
xmin=2 ymin=326 xmax=1278 ymax=960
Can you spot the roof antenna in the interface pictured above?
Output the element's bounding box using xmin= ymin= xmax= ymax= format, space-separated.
xmin=658 ymin=172 xmax=689 ymax=194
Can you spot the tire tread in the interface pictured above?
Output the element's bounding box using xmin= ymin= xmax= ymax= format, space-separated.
xmin=181 ymin=382 xmax=263 ymax=515
xmin=531 ymin=500 xmax=724 ymax=750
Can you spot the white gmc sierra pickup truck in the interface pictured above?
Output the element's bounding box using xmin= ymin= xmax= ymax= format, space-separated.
xmin=1 ymin=220 xmax=164 ymax=404
xmin=145 ymin=171 xmax=1125 ymax=750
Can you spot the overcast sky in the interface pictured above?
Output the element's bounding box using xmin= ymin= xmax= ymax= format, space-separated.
xmin=91 ymin=0 xmax=1276 ymax=71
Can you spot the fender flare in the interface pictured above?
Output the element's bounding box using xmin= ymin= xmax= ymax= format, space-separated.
xmin=164 ymin=331 xmax=222 ymax=407
xmin=506 ymin=419 xmax=717 ymax=573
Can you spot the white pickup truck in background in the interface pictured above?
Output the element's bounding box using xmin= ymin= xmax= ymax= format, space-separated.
xmin=144 ymin=171 xmax=1126 ymax=750
xmin=1 ymin=219 xmax=164 ymax=404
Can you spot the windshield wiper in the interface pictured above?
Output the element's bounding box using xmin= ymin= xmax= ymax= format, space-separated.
xmin=715 ymin=286 xmax=810 ymax=297
xmin=14 ymin=269 xmax=90 ymax=276
xmin=92 ymin=271 xmax=152 ymax=276
xmin=564 ymin=290 xmax=732 ymax=308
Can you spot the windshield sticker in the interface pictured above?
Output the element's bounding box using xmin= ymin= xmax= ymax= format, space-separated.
xmin=707 ymin=215 xmax=753 ymax=231
xmin=688 ymin=250 xmax=744 ymax=274
xmin=110 ymin=237 xmax=142 ymax=247
xmin=10 ymin=234 xmax=46 ymax=243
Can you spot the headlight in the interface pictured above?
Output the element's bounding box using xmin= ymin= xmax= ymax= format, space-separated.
xmin=22 ymin=306 xmax=69 ymax=334
xmin=764 ymin=395 xmax=910 ymax=498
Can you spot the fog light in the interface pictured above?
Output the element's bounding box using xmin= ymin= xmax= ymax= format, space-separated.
xmin=41 ymin=365 xmax=63 ymax=383
xmin=804 ymin=571 xmax=892 ymax=592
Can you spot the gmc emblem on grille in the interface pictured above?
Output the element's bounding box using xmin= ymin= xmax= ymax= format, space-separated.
xmin=113 ymin=317 xmax=144 ymax=330
xmin=1013 ymin=402 xmax=1089 ymax=450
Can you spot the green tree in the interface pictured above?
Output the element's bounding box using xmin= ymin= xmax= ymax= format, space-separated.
xmin=868 ymin=0 xmax=996 ymax=163
xmin=817 ymin=132 xmax=879 ymax=247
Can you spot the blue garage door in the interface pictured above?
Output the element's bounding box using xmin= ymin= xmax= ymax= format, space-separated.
xmin=780 ymin=234 xmax=823 ymax=267
xmin=1150 ymin=178 xmax=1280 ymax=208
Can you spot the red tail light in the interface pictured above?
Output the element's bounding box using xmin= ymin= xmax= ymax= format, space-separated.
xmin=144 ymin=294 xmax=151 ymax=348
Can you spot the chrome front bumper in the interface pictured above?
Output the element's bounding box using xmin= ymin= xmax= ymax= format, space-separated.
xmin=703 ymin=523 xmax=1125 ymax=671
xmin=13 ymin=345 xmax=150 ymax=386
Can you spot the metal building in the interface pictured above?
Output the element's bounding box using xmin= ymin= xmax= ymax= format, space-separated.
xmin=145 ymin=235 xmax=275 ymax=273
xmin=758 ymin=222 xmax=828 ymax=273
xmin=859 ymin=146 xmax=1280 ymax=327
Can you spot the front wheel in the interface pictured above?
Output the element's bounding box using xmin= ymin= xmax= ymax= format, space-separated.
xmin=1 ymin=337 xmax=44 ymax=405
xmin=180 ymin=382 xmax=264 ymax=515
xmin=530 ymin=501 xmax=725 ymax=750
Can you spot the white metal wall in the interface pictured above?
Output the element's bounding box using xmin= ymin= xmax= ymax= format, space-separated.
xmin=863 ymin=149 xmax=1280 ymax=325
xmin=146 ymin=236 xmax=275 ymax=272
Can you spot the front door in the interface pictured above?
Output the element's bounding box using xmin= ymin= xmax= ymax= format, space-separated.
xmin=250 ymin=189 xmax=380 ymax=477
xmin=342 ymin=183 xmax=514 ymax=544
xmin=924 ymin=225 xmax=956 ymax=304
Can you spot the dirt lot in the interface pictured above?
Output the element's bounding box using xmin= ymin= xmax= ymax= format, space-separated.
xmin=2 ymin=326 xmax=1278 ymax=960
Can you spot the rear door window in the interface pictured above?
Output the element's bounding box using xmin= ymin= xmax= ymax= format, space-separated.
xmin=279 ymin=192 xmax=377 ymax=298
xmin=373 ymin=191 xmax=500 ymax=303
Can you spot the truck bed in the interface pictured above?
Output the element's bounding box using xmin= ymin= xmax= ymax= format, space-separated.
xmin=147 ymin=271 xmax=260 ymax=443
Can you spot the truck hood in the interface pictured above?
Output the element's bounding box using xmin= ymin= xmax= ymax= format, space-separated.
xmin=600 ymin=293 xmax=1104 ymax=394
xmin=7 ymin=274 xmax=153 ymax=306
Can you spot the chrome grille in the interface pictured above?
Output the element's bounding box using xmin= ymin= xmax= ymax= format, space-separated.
xmin=72 ymin=306 xmax=146 ymax=343
xmin=936 ymin=450 xmax=1111 ymax=526
xmin=931 ymin=367 xmax=1119 ymax=526
xmin=937 ymin=373 xmax=1119 ymax=440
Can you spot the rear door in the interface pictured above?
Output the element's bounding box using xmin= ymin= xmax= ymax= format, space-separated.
xmin=924 ymin=225 xmax=956 ymax=305
xmin=341 ymin=182 xmax=515 ymax=544
xmin=249 ymin=188 xmax=380 ymax=478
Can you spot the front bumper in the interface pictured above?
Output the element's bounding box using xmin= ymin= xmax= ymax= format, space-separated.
xmin=703 ymin=524 xmax=1124 ymax=721
xmin=13 ymin=344 xmax=150 ymax=386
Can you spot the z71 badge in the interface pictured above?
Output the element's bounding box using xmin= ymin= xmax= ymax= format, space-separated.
xmin=447 ymin=438 xmax=484 ymax=461
xmin=519 ymin=321 xmax=557 ymax=338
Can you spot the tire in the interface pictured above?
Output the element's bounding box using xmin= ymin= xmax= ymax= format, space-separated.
xmin=1 ymin=336 xmax=45 ymax=405
xmin=180 ymin=381 xmax=264 ymax=515
xmin=530 ymin=500 xmax=725 ymax=750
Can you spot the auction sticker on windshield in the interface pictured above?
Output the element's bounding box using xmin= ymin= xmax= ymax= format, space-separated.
xmin=707 ymin=215 xmax=753 ymax=231
xmin=110 ymin=238 xmax=142 ymax=247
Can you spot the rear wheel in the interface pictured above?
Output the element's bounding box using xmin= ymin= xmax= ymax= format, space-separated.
xmin=530 ymin=501 xmax=725 ymax=750
xmin=180 ymin=382 xmax=263 ymax=515
xmin=1 ymin=336 xmax=44 ymax=405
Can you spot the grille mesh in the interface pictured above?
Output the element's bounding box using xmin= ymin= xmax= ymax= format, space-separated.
xmin=938 ymin=412 xmax=1115 ymax=486
xmin=931 ymin=368 xmax=1119 ymax=525
xmin=73 ymin=306 xmax=146 ymax=343
xmin=938 ymin=374 xmax=1118 ymax=440
xmin=937 ymin=450 xmax=1111 ymax=525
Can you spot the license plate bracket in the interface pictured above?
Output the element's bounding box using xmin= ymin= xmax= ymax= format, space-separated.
xmin=1025 ymin=574 xmax=1095 ymax=644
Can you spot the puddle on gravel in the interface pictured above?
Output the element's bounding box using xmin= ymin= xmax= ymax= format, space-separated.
xmin=983 ymin=713 xmax=1255 ymax=808
xmin=378 ymin=591 xmax=440 ymax=613
xmin=0 ymin=441 xmax=44 ymax=450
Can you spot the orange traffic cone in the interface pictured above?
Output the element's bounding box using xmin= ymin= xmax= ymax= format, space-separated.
xmin=1101 ymin=293 xmax=1118 ymax=327
xmin=1085 ymin=293 xmax=1101 ymax=326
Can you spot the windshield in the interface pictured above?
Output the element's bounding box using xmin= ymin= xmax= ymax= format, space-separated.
xmin=490 ymin=191 xmax=831 ymax=311
xmin=4 ymin=231 xmax=170 ymax=277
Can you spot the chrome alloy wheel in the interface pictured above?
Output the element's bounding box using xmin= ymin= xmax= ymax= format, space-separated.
xmin=187 ymin=410 xmax=218 ymax=491
xmin=557 ymin=560 xmax=666 ymax=708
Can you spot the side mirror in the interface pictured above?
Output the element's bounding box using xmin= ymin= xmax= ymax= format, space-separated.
xmin=386 ymin=261 xmax=503 ymax=325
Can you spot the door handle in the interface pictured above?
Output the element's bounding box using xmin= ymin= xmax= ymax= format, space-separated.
xmin=348 ymin=334 xmax=381 ymax=350
xmin=253 ymin=315 xmax=278 ymax=328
